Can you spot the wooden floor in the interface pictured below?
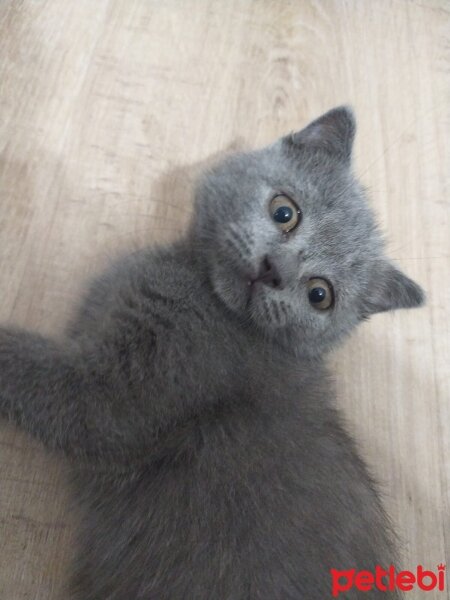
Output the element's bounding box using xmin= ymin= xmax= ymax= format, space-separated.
xmin=0 ymin=1 xmax=449 ymax=598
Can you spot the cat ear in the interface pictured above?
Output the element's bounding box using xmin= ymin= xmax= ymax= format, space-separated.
xmin=286 ymin=106 xmax=356 ymax=164
xmin=364 ymin=260 xmax=425 ymax=315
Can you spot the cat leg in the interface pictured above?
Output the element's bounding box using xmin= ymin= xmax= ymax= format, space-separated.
xmin=0 ymin=326 xmax=154 ymax=463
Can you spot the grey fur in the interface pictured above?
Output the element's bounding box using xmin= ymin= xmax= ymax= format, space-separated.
xmin=0 ymin=107 xmax=424 ymax=599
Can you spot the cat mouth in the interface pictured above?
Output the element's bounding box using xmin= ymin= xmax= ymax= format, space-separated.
xmin=245 ymin=280 xmax=256 ymax=309
xmin=245 ymin=274 xmax=263 ymax=309
xmin=245 ymin=256 xmax=283 ymax=308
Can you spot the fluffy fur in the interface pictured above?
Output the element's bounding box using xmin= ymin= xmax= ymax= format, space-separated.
xmin=0 ymin=107 xmax=424 ymax=599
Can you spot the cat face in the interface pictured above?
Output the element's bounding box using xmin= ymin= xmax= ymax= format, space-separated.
xmin=193 ymin=107 xmax=424 ymax=357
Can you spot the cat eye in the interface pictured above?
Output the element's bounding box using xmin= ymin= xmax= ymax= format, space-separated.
xmin=307 ymin=278 xmax=334 ymax=310
xmin=269 ymin=194 xmax=301 ymax=233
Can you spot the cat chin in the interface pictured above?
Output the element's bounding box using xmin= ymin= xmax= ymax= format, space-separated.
xmin=211 ymin=268 xmax=286 ymax=331
xmin=210 ymin=264 xmax=299 ymax=337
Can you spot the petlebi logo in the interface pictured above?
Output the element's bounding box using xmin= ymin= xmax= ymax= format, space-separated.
xmin=330 ymin=564 xmax=446 ymax=597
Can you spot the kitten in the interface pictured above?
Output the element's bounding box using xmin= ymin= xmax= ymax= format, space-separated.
xmin=0 ymin=107 xmax=424 ymax=599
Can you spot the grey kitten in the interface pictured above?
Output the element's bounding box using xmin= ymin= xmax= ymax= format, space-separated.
xmin=0 ymin=107 xmax=424 ymax=599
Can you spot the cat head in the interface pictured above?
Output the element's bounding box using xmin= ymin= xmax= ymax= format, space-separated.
xmin=192 ymin=107 xmax=424 ymax=357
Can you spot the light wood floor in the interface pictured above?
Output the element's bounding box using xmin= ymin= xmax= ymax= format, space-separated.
xmin=0 ymin=1 xmax=449 ymax=598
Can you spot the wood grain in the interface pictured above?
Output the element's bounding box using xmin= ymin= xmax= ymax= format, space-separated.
xmin=0 ymin=1 xmax=448 ymax=598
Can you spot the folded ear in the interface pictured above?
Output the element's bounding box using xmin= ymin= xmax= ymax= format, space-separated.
xmin=286 ymin=106 xmax=356 ymax=164
xmin=364 ymin=260 xmax=425 ymax=316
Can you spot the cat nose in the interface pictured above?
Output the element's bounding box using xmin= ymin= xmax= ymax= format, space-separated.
xmin=254 ymin=256 xmax=283 ymax=289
